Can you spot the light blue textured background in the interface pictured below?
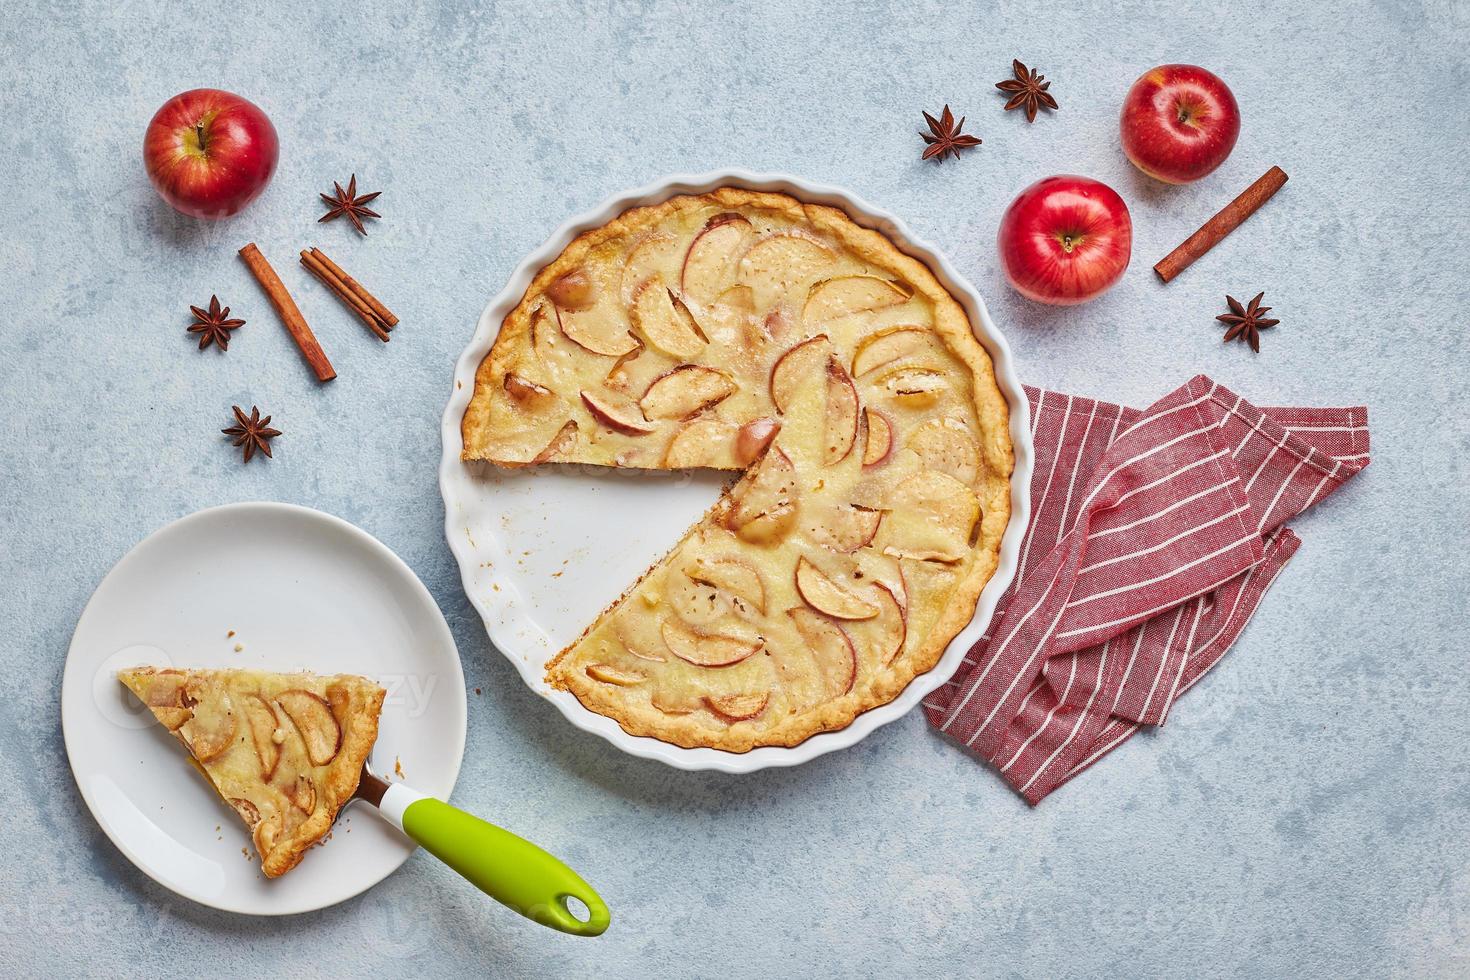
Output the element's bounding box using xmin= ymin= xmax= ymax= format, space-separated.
xmin=2 ymin=0 xmax=1466 ymax=976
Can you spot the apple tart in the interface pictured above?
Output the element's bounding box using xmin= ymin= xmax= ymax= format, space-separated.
xmin=119 ymin=667 xmax=385 ymax=877
xmin=462 ymin=187 xmax=1012 ymax=751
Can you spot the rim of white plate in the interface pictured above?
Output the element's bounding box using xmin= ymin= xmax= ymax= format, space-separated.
xmin=438 ymin=169 xmax=1033 ymax=773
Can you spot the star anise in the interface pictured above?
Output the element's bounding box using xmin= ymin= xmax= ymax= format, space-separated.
xmin=995 ymin=59 xmax=1059 ymax=123
xmin=222 ymin=405 xmax=282 ymax=463
xmin=1216 ymin=292 xmax=1280 ymax=352
xmin=318 ymin=174 xmax=382 ymax=235
xmin=919 ymin=105 xmax=982 ymax=163
xmin=187 ymin=295 xmax=245 ymax=351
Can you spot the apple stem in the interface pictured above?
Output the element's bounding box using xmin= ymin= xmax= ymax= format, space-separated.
xmin=194 ymin=121 xmax=207 ymax=154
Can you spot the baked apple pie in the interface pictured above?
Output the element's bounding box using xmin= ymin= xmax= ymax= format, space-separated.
xmin=119 ymin=667 xmax=385 ymax=877
xmin=462 ymin=187 xmax=1012 ymax=751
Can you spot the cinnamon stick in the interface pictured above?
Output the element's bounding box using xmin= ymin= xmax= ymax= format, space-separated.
xmin=1154 ymin=166 xmax=1289 ymax=283
xmin=309 ymin=248 xmax=398 ymax=328
xmin=238 ymin=243 xmax=336 ymax=382
xmin=300 ymin=250 xmax=390 ymax=342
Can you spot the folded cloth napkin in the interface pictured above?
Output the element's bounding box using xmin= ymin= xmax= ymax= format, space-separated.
xmin=923 ymin=375 xmax=1370 ymax=805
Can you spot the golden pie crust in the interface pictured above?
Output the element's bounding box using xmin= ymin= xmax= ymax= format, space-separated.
xmin=462 ymin=188 xmax=1012 ymax=751
xmin=119 ymin=667 xmax=386 ymax=878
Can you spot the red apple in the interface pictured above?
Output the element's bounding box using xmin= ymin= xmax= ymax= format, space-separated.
xmin=143 ymin=89 xmax=278 ymax=219
xmin=997 ymin=175 xmax=1132 ymax=305
xmin=1120 ymin=65 xmax=1240 ymax=184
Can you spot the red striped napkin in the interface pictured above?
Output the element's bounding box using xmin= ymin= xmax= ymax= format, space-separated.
xmin=923 ymin=374 xmax=1370 ymax=804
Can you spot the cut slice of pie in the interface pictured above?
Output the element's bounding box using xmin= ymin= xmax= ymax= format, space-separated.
xmin=119 ymin=666 xmax=386 ymax=878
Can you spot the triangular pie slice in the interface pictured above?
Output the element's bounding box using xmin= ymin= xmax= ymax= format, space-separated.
xmin=460 ymin=188 xmax=1013 ymax=751
xmin=119 ymin=667 xmax=386 ymax=878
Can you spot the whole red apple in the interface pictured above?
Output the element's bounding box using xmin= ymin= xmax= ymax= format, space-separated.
xmin=1120 ymin=65 xmax=1240 ymax=184
xmin=143 ymin=89 xmax=278 ymax=219
xmin=997 ymin=175 xmax=1132 ymax=306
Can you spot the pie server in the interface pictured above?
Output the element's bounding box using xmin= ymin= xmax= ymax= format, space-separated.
xmin=352 ymin=761 xmax=610 ymax=936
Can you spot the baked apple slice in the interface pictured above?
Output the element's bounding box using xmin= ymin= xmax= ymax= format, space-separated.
xmin=558 ymin=302 xmax=639 ymax=358
xmin=880 ymin=470 xmax=981 ymax=563
xmin=795 ymin=555 xmax=881 ymax=620
xmin=823 ymin=359 xmax=860 ymax=465
xmin=862 ymin=409 xmax=893 ymax=467
xmin=630 ymin=279 xmax=708 ymax=359
xmin=803 ymin=275 xmax=911 ymax=323
xmin=685 ymin=553 xmax=766 ymax=617
xmin=681 ymin=213 xmax=753 ymax=302
xmin=665 ymin=418 xmax=738 ymax=468
xmin=908 ymin=417 xmax=981 ymax=485
xmin=530 ymin=419 xmax=579 ymax=463
xmin=705 ymin=692 xmax=771 ymax=722
xmin=581 ymin=391 xmax=656 ymax=435
xmin=879 ymin=367 xmax=946 ymax=408
xmin=738 ymin=233 xmax=834 ymax=302
xmin=639 ymin=366 xmax=736 ymax=421
xmin=660 ymin=617 xmax=762 ymax=667
xmin=769 ymin=334 xmax=832 ymax=413
xmin=503 ymin=372 xmax=555 ymax=406
xmin=723 ymin=447 xmax=799 ymax=544
xmin=852 ymin=326 xmax=926 ymax=377
xmin=787 ymin=608 xmax=858 ymax=700
xmin=808 ymin=503 xmax=882 ymax=553
xmin=735 ymin=417 xmax=781 ymax=465
xmin=585 ymin=664 xmax=646 ymax=686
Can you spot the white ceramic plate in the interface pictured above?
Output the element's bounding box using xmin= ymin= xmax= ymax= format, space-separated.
xmin=61 ymin=502 xmax=466 ymax=915
xmin=439 ymin=170 xmax=1033 ymax=773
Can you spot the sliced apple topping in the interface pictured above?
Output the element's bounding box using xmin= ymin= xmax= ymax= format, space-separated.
xmin=808 ymin=503 xmax=882 ymax=553
xmin=681 ymin=213 xmax=753 ymax=303
xmin=880 ymin=470 xmax=981 ymax=563
xmin=290 ymin=774 xmax=317 ymax=814
xmin=787 ymin=608 xmax=857 ymax=700
xmin=558 ymin=303 xmax=639 ymax=358
xmin=769 ymin=334 xmax=832 ymax=413
xmin=795 ymin=555 xmax=881 ymax=620
xmin=616 ymin=622 xmax=667 ymax=663
xmin=735 ymin=417 xmax=781 ymax=465
xmin=866 ymin=582 xmax=907 ymax=665
xmin=639 ymin=366 xmax=735 ymax=421
xmin=705 ymin=692 xmax=771 ymax=722
xmin=724 ymin=447 xmax=799 ymax=544
xmin=738 ymin=233 xmax=834 ymax=302
xmin=621 ymin=233 xmax=682 ymax=303
xmin=660 ymin=617 xmax=762 ymax=667
xmin=803 ymin=275 xmax=911 ymax=323
xmin=528 ymin=302 xmax=560 ymax=353
xmin=245 ymin=695 xmax=283 ymax=780
xmin=585 ymin=663 xmax=646 ymax=686
xmin=531 ymin=419 xmax=579 ymax=463
xmin=545 ymin=267 xmax=596 ymax=311
xmin=863 ymin=409 xmax=893 ymax=467
xmin=908 ymin=417 xmax=980 ymax=485
xmin=276 ymin=689 xmax=343 ymax=766
xmin=181 ymin=688 xmax=237 ymax=764
xmin=604 ymin=337 xmax=645 ymax=390
xmin=630 ymin=279 xmax=708 ymax=359
xmin=880 ymin=367 xmax=946 ymax=407
xmin=823 ymin=359 xmax=860 ymax=465
xmin=716 ymin=284 xmax=756 ymax=313
xmin=686 ymin=556 xmax=766 ymax=617
xmin=852 ymin=326 xmax=926 ymax=377
xmin=503 ymin=372 xmax=554 ymax=406
xmin=665 ymin=418 xmax=738 ymax=468
xmin=581 ymin=391 xmax=656 ymax=435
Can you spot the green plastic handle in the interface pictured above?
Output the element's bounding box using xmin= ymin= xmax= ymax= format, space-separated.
xmin=400 ymin=797 xmax=610 ymax=936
